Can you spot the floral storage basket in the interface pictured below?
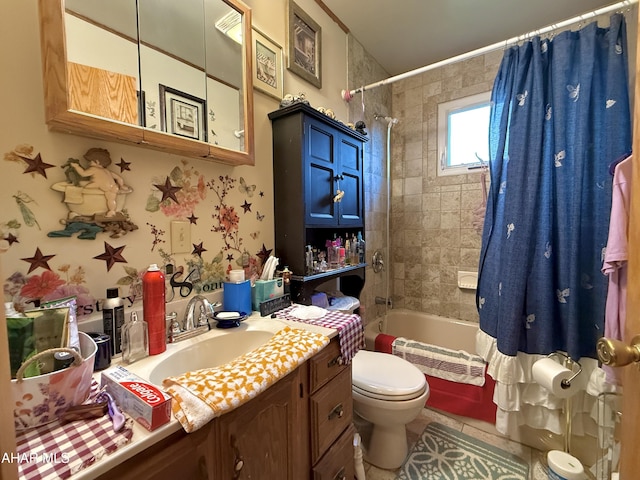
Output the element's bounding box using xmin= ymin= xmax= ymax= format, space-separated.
xmin=11 ymin=331 xmax=97 ymax=431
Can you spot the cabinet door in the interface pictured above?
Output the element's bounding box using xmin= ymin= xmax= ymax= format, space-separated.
xmin=214 ymin=368 xmax=307 ymax=479
xmin=305 ymin=117 xmax=337 ymax=225
xmin=336 ymin=133 xmax=363 ymax=226
xmin=96 ymin=427 xmax=213 ymax=480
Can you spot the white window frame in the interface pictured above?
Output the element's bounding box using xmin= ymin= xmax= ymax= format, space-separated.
xmin=437 ymin=91 xmax=491 ymax=177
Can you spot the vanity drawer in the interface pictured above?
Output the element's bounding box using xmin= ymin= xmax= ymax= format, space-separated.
xmin=312 ymin=425 xmax=356 ymax=480
xmin=310 ymin=366 xmax=352 ymax=463
xmin=309 ymin=337 xmax=346 ymax=393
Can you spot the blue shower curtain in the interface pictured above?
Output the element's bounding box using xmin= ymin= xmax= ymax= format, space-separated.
xmin=477 ymin=14 xmax=632 ymax=361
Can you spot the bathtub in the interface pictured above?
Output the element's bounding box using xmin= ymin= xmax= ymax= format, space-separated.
xmin=366 ymin=309 xmax=497 ymax=424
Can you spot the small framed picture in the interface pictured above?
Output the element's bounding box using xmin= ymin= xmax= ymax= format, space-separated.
xmin=287 ymin=1 xmax=322 ymax=88
xmin=252 ymin=28 xmax=284 ymax=100
xmin=159 ymin=84 xmax=207 ymax=142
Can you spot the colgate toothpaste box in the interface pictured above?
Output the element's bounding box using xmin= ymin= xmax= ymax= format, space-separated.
xmin=101 ymin=365 xmax=172 ymax=431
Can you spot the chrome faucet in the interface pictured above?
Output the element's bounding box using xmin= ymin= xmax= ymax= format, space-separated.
xmin=167 ymin=295 xmax=220 ymax=343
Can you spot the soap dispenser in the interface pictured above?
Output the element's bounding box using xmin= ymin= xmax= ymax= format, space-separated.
xmin=121 ymin=312 xmax=149 ymax=364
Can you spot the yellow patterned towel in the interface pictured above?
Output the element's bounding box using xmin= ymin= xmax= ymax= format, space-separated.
xmin=163 ymin=326 xmax=329 ymax=432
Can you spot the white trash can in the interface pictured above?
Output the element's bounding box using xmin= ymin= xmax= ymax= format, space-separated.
xmin=547 ymin=450 xmax=584 ymax=480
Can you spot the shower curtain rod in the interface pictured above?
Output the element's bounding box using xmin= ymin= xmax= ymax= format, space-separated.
xmin=341 ymin=0 xmax=637 ymax=102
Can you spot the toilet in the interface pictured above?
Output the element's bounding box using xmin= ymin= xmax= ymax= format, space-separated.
xmin=352 ymin=349 xmax=429 ymax=470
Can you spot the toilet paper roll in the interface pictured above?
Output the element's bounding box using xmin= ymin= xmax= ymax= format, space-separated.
xmin=532 ymin=357 xmax=577 ymax=398
xmin=229 ymin=269 xmax=245 ymax=283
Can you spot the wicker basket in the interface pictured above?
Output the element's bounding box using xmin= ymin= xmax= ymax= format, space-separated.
xmin=11 ymin=331 xmax=97 ymax=431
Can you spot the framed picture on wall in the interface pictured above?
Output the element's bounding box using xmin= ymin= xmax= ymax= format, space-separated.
xmin=159 ymin=84 xmax=207 ymax=142
xmin=252 ymin=28 xmax=284 ymax=100
xmin=286 ymin=1 xmax=322 ymax=88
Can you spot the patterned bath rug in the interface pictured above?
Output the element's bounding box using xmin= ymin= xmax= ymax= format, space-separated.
xmin=396 ymin=422 xmax=529 ymax=480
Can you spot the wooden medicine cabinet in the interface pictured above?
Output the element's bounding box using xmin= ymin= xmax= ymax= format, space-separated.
xmin=37 ymin=0 xmax=255 ymax=166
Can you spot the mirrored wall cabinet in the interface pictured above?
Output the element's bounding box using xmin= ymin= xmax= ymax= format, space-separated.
xmin=38 ymin=0 xmax=255 ymax=166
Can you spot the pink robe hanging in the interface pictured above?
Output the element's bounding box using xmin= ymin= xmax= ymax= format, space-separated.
xmin=602 ymin=155 xmax=632 ymax=385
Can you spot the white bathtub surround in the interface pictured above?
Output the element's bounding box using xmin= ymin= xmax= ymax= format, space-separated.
xmin=475 ymin=329 xmax=616 ymax=440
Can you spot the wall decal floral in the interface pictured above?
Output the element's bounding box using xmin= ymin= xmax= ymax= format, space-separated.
xmin=5 ymin=266 xmax=95 ymax=316
xmin=238 ymin=177 xmax=256 ymax=197
xmin=12 ymin=191 xmax=40 ymax=230
xmin=147 ymin=222 xmax=166 ymax=252
xmin=146 ymin=164 xmax=207 ymax=218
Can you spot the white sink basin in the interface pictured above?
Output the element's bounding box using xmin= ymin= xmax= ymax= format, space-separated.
xmin=146 ymin=319 xmax=288 ymax=385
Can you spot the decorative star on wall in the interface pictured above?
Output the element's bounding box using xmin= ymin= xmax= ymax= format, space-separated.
xmin=256 ymin=244 xmax=272 ymax=264
xmin=259 ymin=191 xmax=264 ymax=197
xmin=93 ymin=241 xmax=127 ymax=271
xmin=5 ymin=233 xmax=18 ymax=245
xmin=154 ymin=177 xmax=182 ymax=204
xmin=226 ymin=253 xmax=234 ymax=262
xmin=241 ymin=200 xmax=252 ymax=213
xmin=116 ymin=158 xmax=131 ymax=172
xmin=21 ymin=247 xmax=55 ymax=273
xmin=192 ymin=242 xmax=207 ymax=257
xmin=19 ymin=153 xmax=55 ymax=178
xmin=187 ymin=213 xmax=198 ymax=225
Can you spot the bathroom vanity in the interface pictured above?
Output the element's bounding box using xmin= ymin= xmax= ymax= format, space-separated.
xmin=95 ymin=337 xmax=353 ymax=480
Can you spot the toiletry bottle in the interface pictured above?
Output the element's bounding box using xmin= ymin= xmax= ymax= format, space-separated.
xmin=102 ymin=287 xmax=125 ymax=356
xmin=143 ymin=263 xmax=166 ymax=355
xmin=357 ymin=231 xmax=365 ymax=264
xmin=282 ymin=266 xmax=291 ymax=294
xmin=121 ymin=311 xmax=149 ymax=364
xmin=305 ymin=245 xmax=314 ymax=275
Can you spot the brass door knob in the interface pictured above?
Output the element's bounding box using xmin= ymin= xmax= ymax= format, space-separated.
xmin=596 ymin=335 xmax=640 ymax=367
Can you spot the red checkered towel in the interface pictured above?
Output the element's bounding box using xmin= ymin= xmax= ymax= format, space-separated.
xmin=15 ymin=383 xmax=133 ymax=480
xmin=275 ymin=305 xmax=364 ymax=364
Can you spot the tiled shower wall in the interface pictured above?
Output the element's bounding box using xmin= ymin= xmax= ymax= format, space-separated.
xmin=347 ymin=35 xmax=391 ymax=326
xmin=389 ymin=51 xmax=503 ymax=322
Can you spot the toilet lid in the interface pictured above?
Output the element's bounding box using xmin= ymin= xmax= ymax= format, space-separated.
xmin=352 ymin=350 xmax=427 ymax=400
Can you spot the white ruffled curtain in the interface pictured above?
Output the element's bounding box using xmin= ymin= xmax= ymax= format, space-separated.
xmin=476 ymin=330 xmax=613 ymax=437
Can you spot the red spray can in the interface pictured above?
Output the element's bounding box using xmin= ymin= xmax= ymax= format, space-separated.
xmin=143 ymin=264 xmax=166 ymax=355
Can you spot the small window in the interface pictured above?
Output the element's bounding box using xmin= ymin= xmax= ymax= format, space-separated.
xmin=437 ymin=92 xmax=491 ymax=176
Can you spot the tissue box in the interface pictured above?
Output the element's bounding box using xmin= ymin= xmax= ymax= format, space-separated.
xmin=252 ymin=279 xmax=284 ymax=311
xmin=101 ymin=365 xmax=172 ymax=431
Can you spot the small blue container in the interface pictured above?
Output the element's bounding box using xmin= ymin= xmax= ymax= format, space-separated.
xmin=223 ymin=280 xmax=251 ymax=314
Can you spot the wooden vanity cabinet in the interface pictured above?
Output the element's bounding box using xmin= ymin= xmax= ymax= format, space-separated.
xmin=212 ymin=365 xmax=308 ymax=479
xmin=96 ymin=337 xmax=353 ymax=480
xmin=308 ymin=338 xmax=355 ymax=480
xmin=96 ymin=426 xmax=214 ymax=480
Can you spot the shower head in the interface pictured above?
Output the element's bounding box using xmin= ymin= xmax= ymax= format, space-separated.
xmin=374 ymin=113 xmax=398 ymax=127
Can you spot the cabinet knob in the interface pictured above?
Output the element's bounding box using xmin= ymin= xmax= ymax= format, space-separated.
xmin=332 ymin=467 xmax=346 ymax=480
xmin=328 ymin=403 xmax=344 ymax=420
xmin=327 ymin=355 xmax=343 ymax=368
xmin=334 ymin=174 xmax=344 ymax=181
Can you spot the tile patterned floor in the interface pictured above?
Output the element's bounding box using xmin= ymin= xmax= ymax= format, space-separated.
xmin=355 ymin=407 xmax=551 ymax=480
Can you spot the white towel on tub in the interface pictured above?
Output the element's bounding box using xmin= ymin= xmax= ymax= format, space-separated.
xmin=392 ymin=337 xmax=486 ymax=386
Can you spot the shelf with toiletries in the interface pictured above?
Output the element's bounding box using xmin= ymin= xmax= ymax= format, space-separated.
xmin=269 ymin=103 xmax=368 ymax=307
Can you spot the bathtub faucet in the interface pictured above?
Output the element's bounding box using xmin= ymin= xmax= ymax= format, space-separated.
xmin=375 ymin=296 xmax=393 ymax=308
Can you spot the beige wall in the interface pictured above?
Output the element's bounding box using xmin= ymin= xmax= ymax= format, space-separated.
xmin=0 ymin=0 xmax=355 ymax=319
